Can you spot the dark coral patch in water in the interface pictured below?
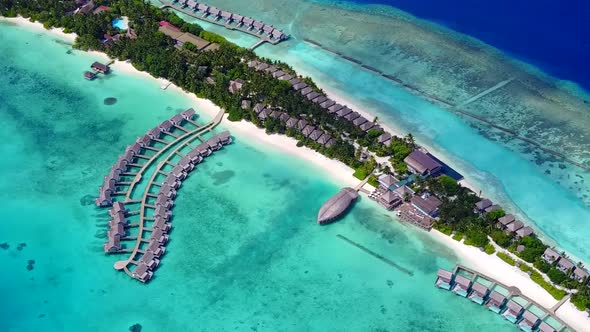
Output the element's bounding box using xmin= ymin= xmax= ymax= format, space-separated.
xmin=104 ymin=97 xmax=117 ymax=105
xmin=26 ymin=264 xmax=34 ymax=271
xmin=0 ymin=242 xmax=8 ymax=250
xmin=211 ymin=170 xmax=235 ymax=185
xmin=80 ymin=194 xmax=95 ymax=206
xmin=129 ymin=323 xmax=142 ymax=332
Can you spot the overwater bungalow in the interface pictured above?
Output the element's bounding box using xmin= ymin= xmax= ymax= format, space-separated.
xmin=452 ymin=275 xmax=471 ymax=297
xmin=542 ymin=248 xmax=561 ymax=264
xmin=195 ymin=143 xmax=212 ymax=157
xmin=518 ymin=311 xmax=540 ymax=331
xmin=309 ymin=129 xmax=324 ymax=141
xmin=242 ymin=17 xmax=254 ymax=28
xmin=506 ymin=220 xmax=524 ymax=233
xmin=486 ymin=291 xmax=506 ymax=313
xmin=187 ymin=150 xmax=204 ymax=164
xmin=140 ymin=251 xmax=160 ymax=270
xmin=378 ymin=191 xmax=403 ymax=210
xmin=136 ymin=135 xmax=152 ymax=148
xmin=84 ymin=71 xmax=97 ymax=80
xmin=154 ymin=207 xmax=171 ymax=222
xmin=206 ymin=137 xmax=222 ymax=150
xmin=302 ymin=125 xmax=316 ymax=137
xmin=159 ymin=184 xmax=177 ymax=199
xmin=557 ymin=258 xmax=575 ymax=274
xmin=435 ymin=269 xmax=454 ymax=290
xmin=95 ymin=190 xmax=113 ymax=207
xmin=469 ymin=283 xmax=489 ymax=305
xmin=132 ymin=263 xmax=153 ymax=283
xmin=103 ymin=236 xmax=121 ymax=253
xmin=151 ymin=228 xmax=169 ymax=244
xmin=404 ymin=150 xmax=442 ymax=176
xmin=503 ymin=300 xmax=524 ymax=323
xmin=328 ymin=103 xmax=344 ymax=113
xmin=516 ymin=226 xmax=534 ymax=238
xmin=154 ymin=218 xmax=172 ymax=233
xmin=352 ymin=116 xmax=368 ymax=126
xmin=91 ymin=61 xmax=110 ymax=74
xmin=178 ymin=158 xmax=194 ymax=172
xmin=125 ymin=142 xmax=142 ymax=156
xmin=537 ymin=322 xmax=557 ymax=332
xmin=156 ymin=196 xmax=173 ymax=210
xmin=497 ymin=214 xmax=516 ymax=229
xmin=146 ymin=239 xmax=166 ymax=257
xmin=158 ymin=120 xmax=173 ymax=132
xmin=111 ymin=223 xmax=126 ymax=238
xmin=171 ymin=165 xmax=187 ymax=180
xmin=110 ymin=202 xmax=127 ymax=216
xmin=147 ymin=127 xmax=162 ymax=140
xmin=474 ymin=198 xmax=493 ymax=213
xmin=110 ymin=211 xmax=127 ymax=226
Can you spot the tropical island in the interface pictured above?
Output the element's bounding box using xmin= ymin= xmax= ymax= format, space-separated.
xmin=2 ymin=0 xmax=589 ymax=327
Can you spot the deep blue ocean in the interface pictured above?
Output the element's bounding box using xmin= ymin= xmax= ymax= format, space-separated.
xmin=351 ymin=0 xmax=590 ymax=91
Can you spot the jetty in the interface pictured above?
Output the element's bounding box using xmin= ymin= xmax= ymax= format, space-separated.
xmin=435 ymin=264 xmax=575 ymax=332
xmin=96 ymin=108 xmax=229 ymax=282
xmin=159 ymin=0 xmax=288 ymax=50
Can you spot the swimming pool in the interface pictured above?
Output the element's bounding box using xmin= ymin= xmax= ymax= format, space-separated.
xmin=112 ymin=17 xmax=128 ymax=30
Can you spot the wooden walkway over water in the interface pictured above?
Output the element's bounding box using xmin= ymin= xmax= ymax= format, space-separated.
xmin=159 ymin=0 xmax=288 ymax=50
xmin=114 ymin=110 xmax=225 ymax=274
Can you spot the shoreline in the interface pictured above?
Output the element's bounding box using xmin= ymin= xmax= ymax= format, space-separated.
xmin=3 ymin=15 xmax=588 ymax=330
xmin=431 ymin=229 xmax=590 ymax=331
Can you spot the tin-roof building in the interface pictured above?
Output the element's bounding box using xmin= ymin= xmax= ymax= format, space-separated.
xmin=404 ymin=150 xmax=442 ymax=176
xmin=542 ymin=248 xmax=560 ymax=264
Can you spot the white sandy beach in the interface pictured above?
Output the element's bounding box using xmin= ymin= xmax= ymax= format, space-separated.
xmin=3 ymin=15 xmax=588 ymax=330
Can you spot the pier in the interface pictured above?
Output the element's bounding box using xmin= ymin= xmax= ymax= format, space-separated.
xmin=337 ymin=234 xmax=413 ymax=276
xmin=159 ymin=0 xmax=288 ymax=49
xmin=97 ymin=108 xmax=229 ymax=282
xmin=435 ymin=264 xmax=575 ymax=332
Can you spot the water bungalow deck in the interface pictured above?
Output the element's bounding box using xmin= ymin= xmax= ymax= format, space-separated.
xmin=159 ymin=0 xmax=288 ymax=50
xmin=435 ymin=264 xmax=575 ymax=332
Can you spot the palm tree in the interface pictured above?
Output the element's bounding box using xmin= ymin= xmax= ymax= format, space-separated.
xmin=405 ymin=133 xmax=415 ymax=148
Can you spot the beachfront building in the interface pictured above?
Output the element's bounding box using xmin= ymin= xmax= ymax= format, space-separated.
xmin=411 ymin=194 xmax=442 ymax=218
xmin=497 ymin=214 xmax=516 ymax=230
xmin=435 ymin=269 xmax=453 ymax=290
xmin=378 ymin=174 xmax=399 ymax=190
xmin=452 ymin=275 xmax=471 ymax=297
xmin=474 ymin=198 xmax=493 ymax=214
xmin=404 ymin=150 xmax=442 ymax=176
xmin=486 ymin=291 xmax=506 ymax=313
xmin=518 ymin=311 xmax=540 ymax=331
xmin=502 ymin=300 xmax=524 ymax=323
xmin=556 ymin=257 xmax=575 ymax=274
xmin=505 ymin=220 xmax=524 ymax=233
xmin=542 ymin=248 xmax=561 ymax=264
xmin=377 ymin=191 xmax=402 ymax=210
xmin=515 ymin=226 xmax=534 ymax=238
xmin=469 ymin=283 xmax=489 ymax=305
xmin=572 ymin=266 xmax=589 ymax=283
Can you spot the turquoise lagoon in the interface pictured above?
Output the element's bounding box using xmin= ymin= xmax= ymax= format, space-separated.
xmin=0 ymin=22 xmax=519 ymax=331
xmin=160 ymin=0 xmax=590 ymax=265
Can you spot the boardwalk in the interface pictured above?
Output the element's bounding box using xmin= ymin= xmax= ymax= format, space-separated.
xmin=113 ymin=110 xmax=225 ymax=276
xmin=160 ymin=0 xmax=288 ymax=49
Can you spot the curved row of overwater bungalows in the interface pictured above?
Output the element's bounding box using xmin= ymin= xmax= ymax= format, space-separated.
xmin=103 ymin=130 xmax=232 ymax=282
xmin=168 ymin=0 xmax=287 ymax=42
xmin=95 ymin=109 xmax=197 ymax=207
xmin=436 ymin=269 xmax=566 ymax=332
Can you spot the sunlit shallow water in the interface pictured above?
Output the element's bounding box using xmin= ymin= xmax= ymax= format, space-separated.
xmin=0 ymin=22 xmax=521 ymax=331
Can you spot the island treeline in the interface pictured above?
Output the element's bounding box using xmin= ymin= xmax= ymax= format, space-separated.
xmin=2 ymin=0 xmax=588 ymax=312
